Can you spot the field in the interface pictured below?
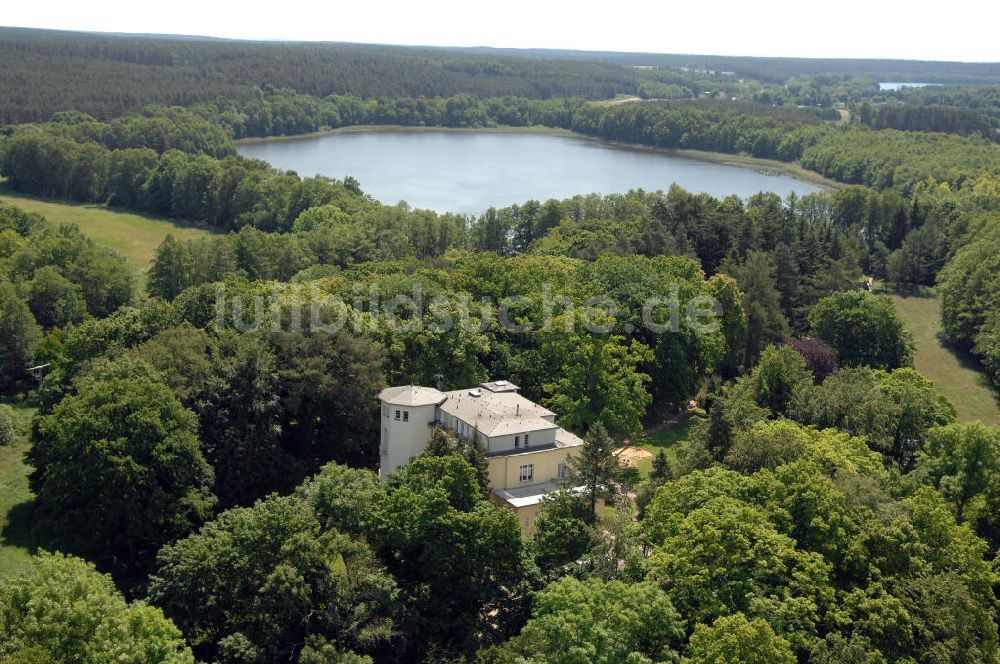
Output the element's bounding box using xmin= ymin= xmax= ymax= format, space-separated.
xmin=0 ymin=403 xmax=36 ymax=577
xmin=891 ymin=290 xmax=1000 ymax=426
xmin=0 ymin=186 xmax=216 ymax=288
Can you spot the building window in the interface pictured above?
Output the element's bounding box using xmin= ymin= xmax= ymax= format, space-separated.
xmin=403 ymin=410 xmax=409 ymax=422
xmin=557 ymin=463 xmax=566 ymax=480
xmin=519 ymin=464 xmax=534 ymax=482
xmin=515 ymin=435 xmax=520 ymax=447
xmin=524 ymin=433 xmax=530 ymax=446
xmin=394 ymin=410 xmax=400 ymax=421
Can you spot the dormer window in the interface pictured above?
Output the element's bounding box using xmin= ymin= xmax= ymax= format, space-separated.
xmin=515 ymin=435 xmax=520 ymax=447
xmin=524 ymin=433 xmax=530 ymax=446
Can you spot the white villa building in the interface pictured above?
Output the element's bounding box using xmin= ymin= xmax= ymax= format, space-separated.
xmin=378 ymin=380 xmax=585 ymax=531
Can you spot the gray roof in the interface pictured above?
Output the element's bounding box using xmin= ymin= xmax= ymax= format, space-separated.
xmin=378 ymin=385 xmax=446 ymax=407
xmin=486 ymin=442 xmax=559 ymax=458
xmin=494 ymin=482 xmax=586 ymax=508
xmin=480 ymin=380 xmax=520 ymax=393
xmin=439 ymin=388 xmax=556 ymax=437
xmin=493 ymin=481 xmax=562 ymax=507
xmin=555 ymin=428 xmax=585 ymax=448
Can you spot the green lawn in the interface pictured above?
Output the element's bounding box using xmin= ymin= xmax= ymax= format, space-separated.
xmin=0 ymin=403 xmax=36 ymax=578
xmin=633 ymin=412 xmax=705 ymax=477
xmin=0 ymin=186 xmax=216 ymax=290
xmin=891 ymin=290 xmax=1000 ymax=426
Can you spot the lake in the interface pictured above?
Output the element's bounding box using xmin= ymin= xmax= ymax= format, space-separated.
xmin=238 ymin=128 xmax=824 ymax=215
xmin=879 ymin=82 xmax=936 ymax=91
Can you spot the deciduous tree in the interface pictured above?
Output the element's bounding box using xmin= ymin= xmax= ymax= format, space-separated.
xmin=916 ymin=423 xmax=1000 ymax=524
xmin=28 ymin=357 xmax=215 ymax=581
xmin=502 ymin=578 xmax=684 ymax=664
xmin=544 ymin=324 xmax=652 ymax=435
xmin=531 ymin=490 xmax=597 ymax=574
xmin=0 ymin=552 xmax=193 ymax=664
xmin=0 ymin=280 xmax=41 ymax=393
xmin=808 ymin=291 xmax=913 ymax=369
xmin=148 ymin=495 xmax=397 ymax=663
xmin=25 ymin=265 xmax=87 ymax=329
xmin=683 ymin=614 xmax=795 ymax=664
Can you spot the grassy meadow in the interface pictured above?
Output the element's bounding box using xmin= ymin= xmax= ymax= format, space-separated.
xmin=0 ymin=186 xmax=216 ymax=288
xmin=891 ymin=290 xmax=1000 ymax=426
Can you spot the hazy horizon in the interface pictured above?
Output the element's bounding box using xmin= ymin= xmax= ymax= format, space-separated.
xmin=5 ymin=0 xmax=1000 ymax=63
xmin=5 ymin=23 xmax=1000 ymax=65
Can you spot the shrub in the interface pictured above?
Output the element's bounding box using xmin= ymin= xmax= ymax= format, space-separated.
xmin=0 ymin=404 xmax=19 ymax=446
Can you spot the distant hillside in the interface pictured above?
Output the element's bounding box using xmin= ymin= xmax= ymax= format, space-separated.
xmin=460 ymin=46 xmax=1000 ymax=84
xmin=0 ymin=27 xmax=644 ymax=123
xmin=1 ymin=26 xmax=998 ymax=124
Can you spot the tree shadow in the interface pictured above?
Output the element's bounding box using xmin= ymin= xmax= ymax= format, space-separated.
xmin=1 ymin=498 xmax=60 ymax=558
xmin=936 ymin=333 xmax=1000 ymax=397
xmin=885 ymin=284 xmax=936 ymax=299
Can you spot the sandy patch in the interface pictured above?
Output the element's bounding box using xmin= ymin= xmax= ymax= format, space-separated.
xmin=618 ymin=447 xmax=653 ymax=467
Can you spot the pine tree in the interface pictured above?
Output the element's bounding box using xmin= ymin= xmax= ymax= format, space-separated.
xmin=649 ymin=449 xmax=672 ymax=481
xmin=706 ymin=402 xmax=734 ymax=462
xmin=568 ymin=422 xmax=621 ymax=519
xmin=148 ymin=234 xmax=192 ymax=300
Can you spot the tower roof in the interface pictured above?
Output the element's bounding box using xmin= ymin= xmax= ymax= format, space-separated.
xmin=378 ymin=385 xmax=446 ymax=407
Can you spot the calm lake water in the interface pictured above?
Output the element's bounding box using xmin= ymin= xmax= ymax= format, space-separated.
xmin=879 ymin=82 xmax=935 ymax=91
xmin=238 ymin=129 xmax=823 ymax=215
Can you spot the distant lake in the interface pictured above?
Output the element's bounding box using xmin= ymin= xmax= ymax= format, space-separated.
xmin=238 ymin=128 xmax=824 ymax=215
xmin=879 ymin=82 xmax=936 ymax=91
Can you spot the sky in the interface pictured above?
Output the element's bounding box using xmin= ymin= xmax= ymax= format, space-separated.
xmin=4 ymin=0 xmax=1000 ymax=62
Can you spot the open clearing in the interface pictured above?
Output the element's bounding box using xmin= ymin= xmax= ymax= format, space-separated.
xmin=0 ymin=187 xmax=216 ymax=289
xmin=630 ymin=412 xmax=705 ymax=477
xmin=891 ymin=290 xmax=1000 ymax=426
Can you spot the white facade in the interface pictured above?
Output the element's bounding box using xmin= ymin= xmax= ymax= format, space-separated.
xmin=377 ymin=385 xmax=448 ymax=476
xmin=377 ymin=380 xmax=587 ymax=531
xmin=377 ymin=381 xmax=583 ymax=478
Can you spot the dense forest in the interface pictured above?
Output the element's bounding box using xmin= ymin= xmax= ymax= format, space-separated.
xmin=0 ymin=27 xmax=707 ymax=124
xmin=858 ymin=103 xmax=997 ymax=139
xmin=6 ymin=27 xmax=1000 ymax=126
xmin=523 ymin=48 xmax=1000 ymax=85
xmin=890 ymin=85 xmax=1000 ymax=129
xmin=4 ymin=176 xmax=1000 ymax=660
xmin=2 ymin=27 xmax=1000 ymax=664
